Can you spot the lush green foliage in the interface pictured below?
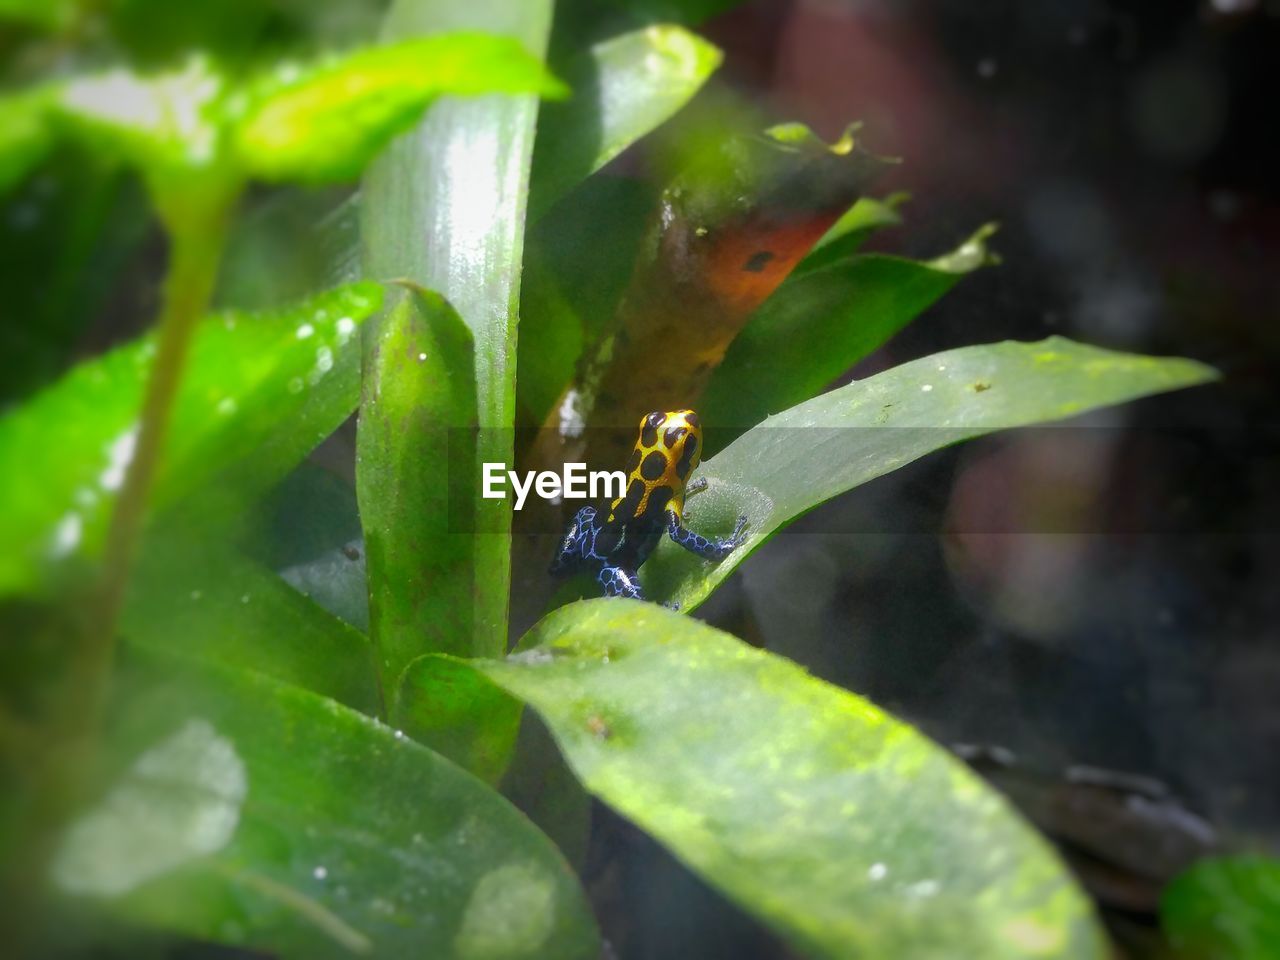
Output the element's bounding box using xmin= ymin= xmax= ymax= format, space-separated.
xmin=1161 ymin=856 xmax=1280 ymax=959
xmin=0 ymin=1 xmax=1225 ymax=957
xmin=475 ymin=601 xmax=1107 ymax=959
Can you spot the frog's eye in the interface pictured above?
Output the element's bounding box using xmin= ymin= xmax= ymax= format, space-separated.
xmin=684 ymin=412 xmax=700 ymax=429
xmin=645 ymin=412 xmax=666 ymax=429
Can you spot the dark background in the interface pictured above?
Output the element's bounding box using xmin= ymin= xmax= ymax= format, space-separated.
xmin=591 ymin=1 xmax=1280 ymax=957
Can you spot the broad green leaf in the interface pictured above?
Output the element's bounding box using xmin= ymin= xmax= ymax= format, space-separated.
xmin=1161 ymin=856 xmax=1280 ymax=959
xmin=362 ymin=0 xmax=555 ymax=660
xmin=356 ymin=288 xmax=477 ymax=707
xmin=528 ymin=24 xmax=721 ymax=221
xmin=238 ymin=33 xmax=568 ymax=185
xmin=644 ymin=337 xmax=1218 ymax=610
xmin=52 ymin=655 xmax=599 ymax=959
xmin=476 ymin=601 xmax=1107 ymax=959
xmin=0 ymin=89 xmax=54 ymax=194
xmin=700 ymin=224 xmax=997 ymax=444
xmin=123 ymin=527 xmax=379 ymax=713
xmin=396 ymin=654 xmax=523 ymax=784
xmin=0 ymin=283 xmax=382 ymax=598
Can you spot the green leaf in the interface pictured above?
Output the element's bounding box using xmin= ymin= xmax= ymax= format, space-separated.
xmin=396 ymin=654 xmax=523 ymax=784
xmin=600 ymin=0 xmax=747 ymax=26
xmin=356 ymin=288 xmax=477 ymax=708
xmin=528 ymin=24 xmax=721 ymax=221
xmin=245 ymin=465 xmax=370 ymax=632
xmin=0 ymin=283 xmax=383 ymax=599
xmin=476 ymin=601 xmax=1107 ymax=959
xmin=0 ymin=0 xmax=78 ymax=30
xmin=237 ymin=33 xmax=568 ymax=185
xmin=54 ymin=57 xmax=241 ymax=226
xmin=52 ymin=655 xmax=599 ymax=959
xmin=122 ymin=527 xmax=380 ymax=713
xmin=700 ymin=223 xmax=997 ymax=443
xmin=518 ymin=174 xmax=655 ymax=425
xmin=0 ymin=89 xmax=55 ymax=194
xmin=795 ymin=192 xmax=909 ymax=275
xmin=362 ymin=0 xmax=555 ymax=661
xmin=1161 ymin=856 xmax=1280 ymax=960
xmin=645 ymin=337 xmax=1218 ymax=610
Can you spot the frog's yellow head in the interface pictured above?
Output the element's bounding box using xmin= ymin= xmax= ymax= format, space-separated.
xmin=608 ymin=409 xmax=703 ymax=524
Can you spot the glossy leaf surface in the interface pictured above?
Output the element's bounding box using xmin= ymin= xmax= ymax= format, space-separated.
xmin=0 ymin=283 xmax=382 ymax=598
xmin=477 ymin=601 xmax=1107 ymax=959
xmin=643 ymin=337 xmax=1218 ymax=610
xmin=362 ymin=0 xmax=555 ymax=660
xmin=52 ymin=656 xmax=598 ymax=959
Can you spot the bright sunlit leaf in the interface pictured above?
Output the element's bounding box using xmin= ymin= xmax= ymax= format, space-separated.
xmin=642 ymin=336 xmax=1218 ymax=610
xmin=0 ymin=284 xmax=382 ymax=598
xmin=475 ymin=600 xmax=1108 ymax=959
xmin=238 ymin=33 xmax=568 ymax=184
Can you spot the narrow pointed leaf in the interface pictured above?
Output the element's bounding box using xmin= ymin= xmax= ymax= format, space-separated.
xmin=794 ymin=193 xmax=908 ymax=276
xmin=0 ymin=283 xmax=382 ymax=598
xmin=52 ymin=655 xmax=599 ymax=959
xmin=356 ymin=289 xmax=477 ymax=710
xmin=700 ymin=224 xmax=997 ymax=443
xmin=528 ymin=24 xmax=721 ymax=221
xmin=475 ymin=601 xmax=1107 ymax=959
xmin=362 ymin=0 xmax=555 ymax=660
xmin=645 ymin=337 xmax=1217 ymax=610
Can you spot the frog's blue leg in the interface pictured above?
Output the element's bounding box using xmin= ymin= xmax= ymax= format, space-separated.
xmin=550 ymin=505 xmax=598 ymax=576
xmin=666 ymin=511 xmax=749 ymax=561
xmin=598 ymin=564 xmax=644 ymax=600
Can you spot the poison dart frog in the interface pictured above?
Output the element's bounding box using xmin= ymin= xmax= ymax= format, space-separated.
xmin=550 ymin=410 xmax=749 ymax=604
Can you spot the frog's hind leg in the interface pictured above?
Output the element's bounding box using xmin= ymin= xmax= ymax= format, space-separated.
xmin=598 ymin=565 xmax=644 ymax=601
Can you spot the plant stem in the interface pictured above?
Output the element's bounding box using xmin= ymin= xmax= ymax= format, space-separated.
xmin=85 ymin=212 xmax=230 ymax=729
